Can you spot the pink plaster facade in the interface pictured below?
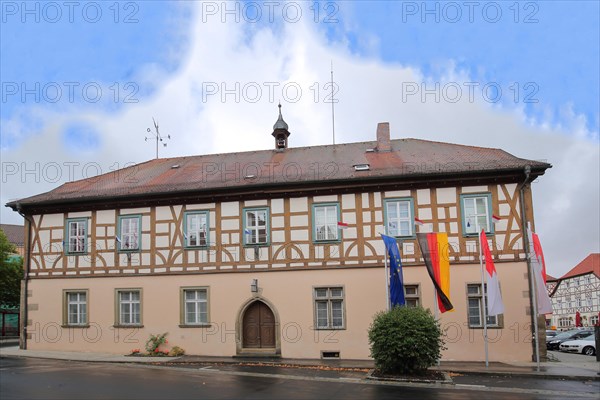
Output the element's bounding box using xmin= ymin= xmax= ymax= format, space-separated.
xmin=25 ymin=261 xmax=532 ymax=362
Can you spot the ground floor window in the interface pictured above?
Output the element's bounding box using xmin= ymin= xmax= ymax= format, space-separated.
xmin=466 ymin=284 xmax=500 ymax=328
xmin=314 ymin=287 xmax=345 ymax=329
xmin=404 ymin=285 xmax=420 ymax=307
xmin=181 ymin=287 xmax=209 ymax=325
xmin=63 ymin=290 xmax=88 ymax=326
xmin=558 ymin=317 xmax=570 ymax=328
xmin=116 ymin=289 xmax=142 ymax=326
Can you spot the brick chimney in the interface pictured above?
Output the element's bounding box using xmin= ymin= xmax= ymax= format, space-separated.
xmin=376 ymin=122 xmax=391 ymax=152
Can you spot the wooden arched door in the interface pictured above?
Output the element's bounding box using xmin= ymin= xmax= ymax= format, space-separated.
xmin=242 ymin=301 xmax=275 ymax=348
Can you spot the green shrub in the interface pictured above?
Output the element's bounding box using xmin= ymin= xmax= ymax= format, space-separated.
xmin=368 ymin=306 xmax=445 ymax=374
xmin=169 ymin=346 xmax=185 ymax=357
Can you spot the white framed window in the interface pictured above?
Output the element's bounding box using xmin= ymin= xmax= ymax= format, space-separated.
xmin=244 ymin=208 xmax=269 ymax=245
xmin=314 ymin=287 xmax=345 ymax=329
xmin=313 ymin=203 xmax=339 ymax=242
xmin=461 ymin=193 xmax=493 ymax=236
xmin=184 ymin=211 xmax=208 ymax=247
xmin=116 ymin=289 xmax=141 ymax=326
xmin=118 ymin=215 xmax=141 ymax=251
xmin=466 ymin=284 xmax=500 ymax=328
xmin=384 ymin=198 xmax=414 ymax=237
xmin=66 ymin=218 xmax=87 ymax=254
xmin=404 ymin=285 xmax=420 ymax=307
xmin=63 ymin=290 xmax=88 ymax=326
xmin=590 ymin=315 xmax=599 ymax=326
xmin=181 ymin=287 xmax=209 ymax=325
xmin=558 ymin=317 xmax=570 ymax=328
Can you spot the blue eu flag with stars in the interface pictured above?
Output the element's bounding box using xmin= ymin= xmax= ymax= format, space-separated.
xmin=381 ymin=234 xmax=405 ymax=307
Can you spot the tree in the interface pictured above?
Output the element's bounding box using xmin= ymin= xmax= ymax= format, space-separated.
xmin=0 ymin=229 xmax=23 ymax=307
xmin=368 ymin=306 xmax=445 ymax=375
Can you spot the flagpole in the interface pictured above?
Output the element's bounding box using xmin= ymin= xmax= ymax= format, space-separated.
xmin=479 ymin=230 xmax=489 ymax=369
xmin=526 ymin=224 xmax=541 ymax=371
xmin=384 ymin=243 xmax=390 ymax=311
xmin=434 ymin=290 xmax=440 ymax=366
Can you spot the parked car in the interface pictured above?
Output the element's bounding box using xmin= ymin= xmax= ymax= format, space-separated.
xmin=546 ymin=330 xmax=558 ymax=339
xmin=559 ymin=334 xmax=596 ymax=356
xmin=546 ymin=329 xmax=594 ymax=350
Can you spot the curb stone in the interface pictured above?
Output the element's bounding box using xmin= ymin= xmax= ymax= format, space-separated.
xmin=366 ymin=369 xmax=454 ymax=385
xmin=435 ymin=369 xmax=600 ymax=382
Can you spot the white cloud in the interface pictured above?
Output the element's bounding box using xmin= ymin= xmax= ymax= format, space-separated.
xmin=2 ymin=3 xmax=598 ymax=276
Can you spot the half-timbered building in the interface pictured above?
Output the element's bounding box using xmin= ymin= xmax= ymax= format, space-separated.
xmin=7 ymin=109 xmax=551 ymax=362
xmin=548 ymin=254 xmax=600 ymax=329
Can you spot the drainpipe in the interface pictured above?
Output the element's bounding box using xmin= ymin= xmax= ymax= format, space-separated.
xmin=16 ymin=203 xmax=32 ymax=350
xmin=518 ymin=165 xmax=539 ymax=363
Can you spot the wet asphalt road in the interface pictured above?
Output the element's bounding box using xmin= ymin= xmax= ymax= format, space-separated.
xmin=0 ymin=357 xmax=597 ymax=400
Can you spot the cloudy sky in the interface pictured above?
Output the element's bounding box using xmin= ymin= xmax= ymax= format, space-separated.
xmin=1 ymin=1 xmax=598 ymax=277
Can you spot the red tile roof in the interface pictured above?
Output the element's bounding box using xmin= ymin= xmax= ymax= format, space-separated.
xmin=561 ymin=253 xmax=600 ymax=280
xmin=546 ymin=274 xmax=558 ymax=282
xmin=0 ymin=224 xmax=24 ymax=246
xmin=6 ymin=138 xmax=550 ymax=210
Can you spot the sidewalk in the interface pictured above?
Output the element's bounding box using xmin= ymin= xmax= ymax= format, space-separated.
xmin=1 ymin=345 xmax=598 ymax=380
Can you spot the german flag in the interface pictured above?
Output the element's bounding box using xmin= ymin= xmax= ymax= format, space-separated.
xmin=417 ymin=233 xmax=453 ymax=313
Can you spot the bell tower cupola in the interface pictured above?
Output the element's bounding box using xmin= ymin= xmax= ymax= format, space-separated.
xmin=271 ymin=103 xmax=290 ymax=150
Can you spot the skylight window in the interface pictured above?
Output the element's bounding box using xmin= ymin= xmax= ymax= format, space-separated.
xmin=353 ymin=164 xmax=370 ymax=171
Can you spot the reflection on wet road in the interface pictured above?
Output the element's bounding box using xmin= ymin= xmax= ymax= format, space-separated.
xmin=1 ymin=357 xmax=596 ymax=400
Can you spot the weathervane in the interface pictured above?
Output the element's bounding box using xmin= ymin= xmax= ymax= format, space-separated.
xmin=145 ymin=118 xmax=171 ymax=159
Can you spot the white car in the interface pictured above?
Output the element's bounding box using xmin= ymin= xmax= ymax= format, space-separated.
xmin=559 ymin=334 xmax=596 ymax=356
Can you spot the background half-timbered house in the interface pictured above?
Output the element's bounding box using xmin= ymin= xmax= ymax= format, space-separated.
xmin=547 ymin=254 xmax=600 ymax=329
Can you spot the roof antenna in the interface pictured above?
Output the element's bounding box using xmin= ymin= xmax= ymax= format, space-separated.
xmin=330 ymin=60 xmax=336 ymax=145
xmin=145 ymin=118 xmax=171 ymax=159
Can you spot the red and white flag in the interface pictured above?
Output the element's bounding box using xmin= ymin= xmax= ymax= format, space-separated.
xmin=492 ymin=215 xmax=501 ymax=223
xmin=337 ymin=221 xmax=349 ymax=230
xmin=529 ymin=229 xmax=553 ymax=315
xmin=480 ymin=230 xmax=505 ymax=316
xmin=414 ymin=217 xmax=425 ymax=226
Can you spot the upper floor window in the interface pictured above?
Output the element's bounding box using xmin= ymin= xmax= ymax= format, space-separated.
xmin=66 ymin=218 xmax=87 ymax=254
xmin=244 ymin=208 xmax=269 ymax=245
xmin=313 ymin=203 xmax=340 ymax=242
xmin=118 ymin=215 xmax=141 ymax=251
xmin=184 ymin=211 xmax=209 ymax=248
xmin=461 ymin=193 xmax=493 ymax=236
xmin=384 ymin=198 xmax=414 ymax=237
